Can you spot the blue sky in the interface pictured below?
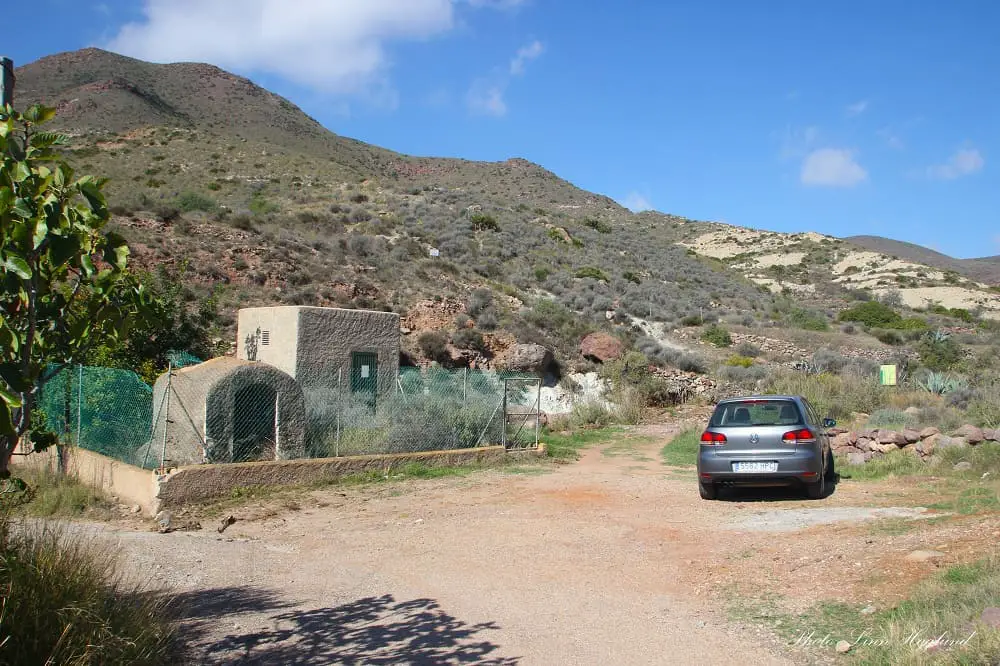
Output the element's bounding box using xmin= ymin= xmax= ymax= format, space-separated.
xmin=5 ymin=1 xmax=998 ymax=258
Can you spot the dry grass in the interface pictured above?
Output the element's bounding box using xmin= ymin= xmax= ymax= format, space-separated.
xmin=0 ymin=512 xmax=177 ymax=665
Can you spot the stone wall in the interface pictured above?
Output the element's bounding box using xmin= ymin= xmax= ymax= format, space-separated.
xmin=831 ymin=425 xmax=999 ymax=464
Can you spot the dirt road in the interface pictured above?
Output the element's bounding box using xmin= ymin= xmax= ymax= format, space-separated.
xmin=82 ymin=426 xmax=981 ymax=664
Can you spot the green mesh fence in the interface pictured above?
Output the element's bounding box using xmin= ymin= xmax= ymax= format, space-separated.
xmin=38 ymin=365 xmax=156 ymax=468
xmin=38 ymin=363 xmax=540 ymax=469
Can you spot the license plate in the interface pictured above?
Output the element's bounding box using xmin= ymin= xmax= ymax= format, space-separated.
xmin=732 ymin=461 xmax=778 ymax=473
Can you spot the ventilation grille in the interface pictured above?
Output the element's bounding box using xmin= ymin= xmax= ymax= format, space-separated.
xmin=261 ymin=330 xmax=270 ymax=346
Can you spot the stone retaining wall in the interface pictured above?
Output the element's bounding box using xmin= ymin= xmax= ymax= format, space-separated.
xmin=831 ymin=425 xmax=998 ymax=464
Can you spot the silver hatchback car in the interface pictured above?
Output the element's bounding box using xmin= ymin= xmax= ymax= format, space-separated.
xmin=697 ymin=395 xmax=836 ymax=500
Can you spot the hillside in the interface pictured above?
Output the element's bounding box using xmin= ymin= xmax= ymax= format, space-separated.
xmin=11 ymin=48 xmax=998 ymax=377
xmin=846 ymin=235 xmax=1000 ymax=286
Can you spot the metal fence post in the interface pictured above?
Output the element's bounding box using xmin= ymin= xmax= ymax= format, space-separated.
xmin=0 ymin=57 xmax=14 ymax=108
xmin=336 ymin=368 xmax=342 ymax=457
xmin=501 ymin=379 xmax=508 ymax=449
xmin=535 ymin=378 xmax=541 ymax=448
xmin=76 ymin=364 xmax=83 ymax=447
xmin=159 ymin=362 xmax=172 ymax=470
xmin=463 ymin=368 xmax=468 ymax=406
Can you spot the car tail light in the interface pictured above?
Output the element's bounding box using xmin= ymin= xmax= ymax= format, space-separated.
xmin=782 ymin=428 xmax=816 ymax=444
xmin=700 ymin=431 xmax=727 ymax=445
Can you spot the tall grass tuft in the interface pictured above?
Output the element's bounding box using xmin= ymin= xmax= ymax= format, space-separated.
xmin=0 ymin=511 xmax=177 ymax=665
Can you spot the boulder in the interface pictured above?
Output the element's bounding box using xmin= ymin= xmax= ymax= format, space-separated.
xmin=847 ymin=451 xmax=867 ymax=466
xmin=579 ymin=333 xmax=624 ymax=363
xmin=502 ymin=344 xmax=554 ymax=373
xmin=856 ymin=437 xmax=873 ymax=452
xmin=847 ymin=431 xmax=859 ymax=445
xmin=874 ymin=442 xmax=898 ymax=454
xmin=876 ymin=430 xmax=908 ymax=446
xmin=916 ymin=435 xmax=940 ymax=456
xmin=953 ymin=425 xmax=985 ymax=444
xmin=832 ymin=433 xmax=854 ymax=450
xmin=937 ymin=436 xmax=968 ymax=450
xmin=904 ymin=406 xmax=922 ymax=416
xmin=984 ymin=429 xmax=999 ymax=443
xmin=902 ymin=429 xmax=921 ymax=444
xmin=920 ymin=427 xmax=941 ymax=440
xmin=953 ymin=461 xmax=973 ymax=471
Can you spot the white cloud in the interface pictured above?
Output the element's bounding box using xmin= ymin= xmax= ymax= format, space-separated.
xmin=106 ymin=0 xmax=518 ymax=99
xmin=927 ymin=148 xmax=985 ymax=180
xmin=466 ymin=81 xmax=507 ymax=116
xmin=846 ymin=100 xmax=868 ymax=117
xmin=800 ymin=148 xmax=868 ymax=187
xmin=510 ymin=40 xmax=543 ymax=75
xmin=466 ymin=40 xmax=544 ymax=117
xmin=622 ymin=191 xmax=653 ymax=212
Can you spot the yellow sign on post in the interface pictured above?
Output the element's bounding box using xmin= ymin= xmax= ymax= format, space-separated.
xmin=879 ymin=365 xmax=897 ymax=386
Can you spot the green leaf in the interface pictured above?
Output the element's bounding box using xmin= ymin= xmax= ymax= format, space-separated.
xmin=2 ymin=254 xmax=31 ymax=279
xmin=32 ymin=218 xmax=49 ymax=250
xmin=12 ymin=161 xmax=31 ymax=183
xmin=78 ymin=180 xmax=108 ymax=217
xmin=0 ymin=186 xmax=12 ymax=213
xmin=47 ymin=235 xmax=81 ymax=267
xmin=23 ymin=105 xmax=57 ymax=125
xmin=80 ymin=254 xmax=95 ymax=276
xmin=29 ymin=132 xmax=67 ymax=148
xmin=12 ymin=198 xmax=33 ymax=218
xmin=0 ymin=402 xmax=14 ymax=437
xmin=0 ymin=382 xmax=21 ymax=408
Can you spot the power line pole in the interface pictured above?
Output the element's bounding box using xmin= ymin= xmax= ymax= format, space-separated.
xmin=0 ymin=57 xmax=14 ymax=107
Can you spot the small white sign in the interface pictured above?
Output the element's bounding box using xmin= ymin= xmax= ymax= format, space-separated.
xmin=429 ymin=248 xmax=440 ymax=257
xmin=361 ymin=365 xmax=370 ymax=378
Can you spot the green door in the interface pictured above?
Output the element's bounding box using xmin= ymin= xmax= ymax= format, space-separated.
xmin=350 ymin=352 xmax=378 ymax=409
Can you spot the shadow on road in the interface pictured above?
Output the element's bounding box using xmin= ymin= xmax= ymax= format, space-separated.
xmin=718 ymin=474 xmax=841 ymax=503
xmin=165 ymin=586 xmax=519 ymax=665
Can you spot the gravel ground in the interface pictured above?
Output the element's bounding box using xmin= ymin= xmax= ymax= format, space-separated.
xmin=77 ymin=427 xmax=963 ymax=664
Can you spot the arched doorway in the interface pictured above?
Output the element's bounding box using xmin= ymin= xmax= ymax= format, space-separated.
xmin=232 ymin=384 xmax=278 ymax=462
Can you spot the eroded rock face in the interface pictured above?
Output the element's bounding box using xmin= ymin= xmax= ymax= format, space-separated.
xmin=579 ymin=333 xmax=624 ymax=363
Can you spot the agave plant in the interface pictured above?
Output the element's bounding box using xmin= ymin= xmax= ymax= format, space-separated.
xmin=917 ymin=371 xmax=968 ymax=395
xmin=927 ymin=328 xmax=952 ymax=344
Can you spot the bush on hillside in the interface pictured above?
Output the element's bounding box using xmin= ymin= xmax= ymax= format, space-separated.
xmin=701 ymin=324 xmax=733 ymax=347
xmin=838 ymin=301 xmax=903 ymax=329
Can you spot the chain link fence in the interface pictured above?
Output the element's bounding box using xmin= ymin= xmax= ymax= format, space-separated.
xmin=37 ymin=361 xmax=541 ymax=470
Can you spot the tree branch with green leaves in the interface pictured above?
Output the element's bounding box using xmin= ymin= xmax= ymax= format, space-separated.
xmin=0 ymin=104 xmax=150 ymax=475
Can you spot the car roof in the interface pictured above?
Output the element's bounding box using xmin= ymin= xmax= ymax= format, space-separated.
xmin=716 ymin=395 xmax=803 ymax=404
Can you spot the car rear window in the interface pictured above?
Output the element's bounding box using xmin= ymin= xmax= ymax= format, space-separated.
xmin=709 ymin=400 xmax=803 ymax=427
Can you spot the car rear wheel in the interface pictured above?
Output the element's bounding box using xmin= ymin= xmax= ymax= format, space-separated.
xmin=824 ymin=448 xmax=836 ymax=483
xmin=805 ymin=472 xmax=825 ymax=499
xmin=699 ymin=481 xmax=718 ymax=500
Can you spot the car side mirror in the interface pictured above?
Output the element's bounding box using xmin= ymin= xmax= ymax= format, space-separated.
xmin=823 ymin=418 xmax=837 ymax=428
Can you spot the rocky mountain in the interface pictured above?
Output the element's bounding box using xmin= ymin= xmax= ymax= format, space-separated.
xmin=10 ymin=48 xmax=997 ymax=371
xmin=845 ymin=235 xmax=1000 ymax=286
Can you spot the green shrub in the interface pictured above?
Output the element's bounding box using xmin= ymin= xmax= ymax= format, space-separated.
xmin=249 ymin=192 xmax=279 ymax=216
xmin=761 ymin=370 xmax=887 ymax=420
xmin=873 ymin=328 xmax=904 ymax=345
xmin=451 ymin=328 xmax=487 ymax=352
xmin=680 ymin=314 xmax=704 ymax=327
xmin=574 ymin=266 xmax=610 ymax=282
xmin=838 ymin=301 xmax=902 ymax=328
xmin=788 ymin=307 xmax=829 ymax=331
xmin=469 ymin=212 xmax=499 ymax=231
xmin=916 ymin=371 xmax=968 ymax=396
xmin=701 ymin=324 xmax=733 ymax=347
xmin=176 ymin=191 xmax=216 ymax=213
xmin=417 ymin=332 xmax=450 ymax=363
xmin=622 ymin=271 xmax=641 ymax=285
xmin=724 ymin=355 xmax=755 ymax=368
xmin=918 ymin=334 xmax=963 ymax=371
xmin=898 ymin=317 xmax=930 ymax=330
xmin=582 ymin=218 xmax=612 ymax=233
xmin=734 ymin=341 xmax=761 ymax=358
xmin=534 ymin=266 xmax=551 ymax=281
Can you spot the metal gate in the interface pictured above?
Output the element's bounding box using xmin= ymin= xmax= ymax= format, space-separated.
xmin=502 ymin=377 xmax=541 ymax=450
